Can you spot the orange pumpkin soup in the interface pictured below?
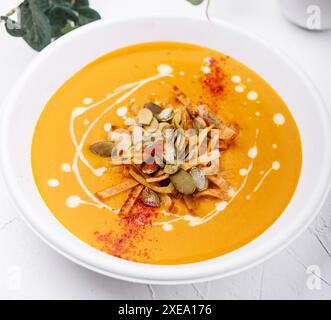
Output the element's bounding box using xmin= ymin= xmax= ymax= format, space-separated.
xmin=31 ymin=42 xmax=302 ymax=264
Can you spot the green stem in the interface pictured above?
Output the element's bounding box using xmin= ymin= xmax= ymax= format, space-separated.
xmin=205 ymin=0 xmax=211 ymax=21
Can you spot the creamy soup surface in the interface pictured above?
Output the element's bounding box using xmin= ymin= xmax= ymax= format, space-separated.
xmin=31 ymin=42 xmax=302 ymax=264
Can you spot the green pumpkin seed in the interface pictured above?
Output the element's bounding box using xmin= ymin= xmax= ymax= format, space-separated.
xmin=138 ymin=108 xmax=153 ymax=125
xmin=156 ymin=107 xmax=173 ymax=121
xmin=144 ymin=102 xmax=162 ymax=116
xmin=140 ymin=187 xmax=160 ymax=207
xmin=172 ymin=110 xmax=182 ymax=128
xmin=175 ymin=130 xmax=185 ymax=148
xmin=158 ymin=122 xmax=171 ymax=132
xmin=145 ymin=117 xmax=159 ymax=131
xmin=164 ymin=164 xmax=180 ymax=175
xmin=170 ymin=169 xmax=197 ymax=195
xmin=193 ymin=116 xmax=207 ymax=129
xmin=190 ymin=167 xmax=208 ymax=191
xmin=90 ymin=141 xmax=114 ymax=157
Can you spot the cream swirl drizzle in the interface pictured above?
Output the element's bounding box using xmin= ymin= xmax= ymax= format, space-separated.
xmin=67 ymin=67 xmax=280 ymax=230
xmin=69 ymin=66 xmax=173 ymax=213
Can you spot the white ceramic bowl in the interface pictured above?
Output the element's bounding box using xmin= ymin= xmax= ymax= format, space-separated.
xmin=1 ymin=16 xmax=331 ymax=284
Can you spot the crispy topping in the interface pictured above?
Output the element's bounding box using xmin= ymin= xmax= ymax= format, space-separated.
xmin=91 ymin=87 xmax=239 ymax=216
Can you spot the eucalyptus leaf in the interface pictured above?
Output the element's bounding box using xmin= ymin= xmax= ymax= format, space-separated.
xmin=2 ymin=0 xmax=101 ymax=51
xmin=61 ymin=22 xmax=75 ymax=35
xmin=73 ymin=0 xmax=90 ymax=10
xmin=48 ymin=5 xmax=79 ymax=24
xmin=49 ymin=14 xmax=67 ymax=38
xmin=76 ymin=7 xmax=101 ymax=26
xmin=19 ymin=0 xmax=52 ymax=51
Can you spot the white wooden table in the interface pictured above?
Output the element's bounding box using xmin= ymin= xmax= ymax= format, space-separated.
xmin=0 ymin=0 xmax=331 ymax=300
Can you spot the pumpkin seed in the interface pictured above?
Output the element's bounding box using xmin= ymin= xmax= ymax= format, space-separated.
xmin=193 ymin=116 xmax=207 ymax=129
xmin=140 ymin=187 xmax=160 ymax=207
xmin=190 ymin=167 xmax=208 ymax=191
xmin=158 ymin=122 xmax=171 ymax=132
xmin=170 ymin=169 xmax=197 ymax=195
xmin=145 ymin=117 xmax=159 ymax=131
xmin=164 ymin=164 xmax=180 ymax=175
xmin=138 ymin=108 xmax=153 ymax=125
xmin=175 ymin=130 xmax=185 ymax=149
xmin=90 ymin=141 xmax=114 ymax=157
xmin=156 ymin=107 xmax=173 ymax=121
xmin=144 ymin=102 xmax=162 ymax=116
xmin=203 ymin=111 xmax=221 ymax=128
xmin=172 ymin=110 xmax=182 ymax=128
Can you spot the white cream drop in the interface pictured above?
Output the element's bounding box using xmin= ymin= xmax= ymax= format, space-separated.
xmin=246 ymin=195 xmax=251 ymax=200
xmin=231 ymin=75 xmax=241 ymax=83
xmin=162 ymin=223 xmax=173 ymax=232
xmin=66 ymin=195 xmax=81 ymax=208
xmin=103 ymin=123 xmax=112 ymax=132
xmin=83 ymin=118 xmax=89 ymax=125
xmin=157 ymin=64 xmax=173 ymax=75
xmin=255 ymin=112 xmax=261 ymax=117
xmin=239 ymin=168 xmax=248 ymax=176
xmin=179 ymin=71 xmax=185 ymax=76
xmin=248 ymin=146 xmax=258 ymax=159
xmin=273 ymin=113 xmax=285 ymax=126
xmin=247 ymin=91 xmax=258 ymax=101
xmin=124 ymin=118 xmax=135 ymax=125
xmin=272 ymin=161 xmax=280 ymax=170
xmin=48 ymin=179 xmax=59 ymax=187
xmin=83 ymin=98 xmax=93 ymax=105
xmin=203 ymin=57 xmax=212 ymax=65
xmin=272 ymin=144 xmax=278 ymax=149
xmin=61 ymin=163 xmax=71 ymax=173
xmin=116 ymin=106 xmax=127 ymax=117
xmin=235 ymin=85 xmax=244 ymax=93
xmin=201 ymin=66 xmax=211 ymax=74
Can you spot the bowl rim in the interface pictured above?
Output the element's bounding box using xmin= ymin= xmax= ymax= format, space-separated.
xmin=1 ymin=14 xmax=331 ymax=285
